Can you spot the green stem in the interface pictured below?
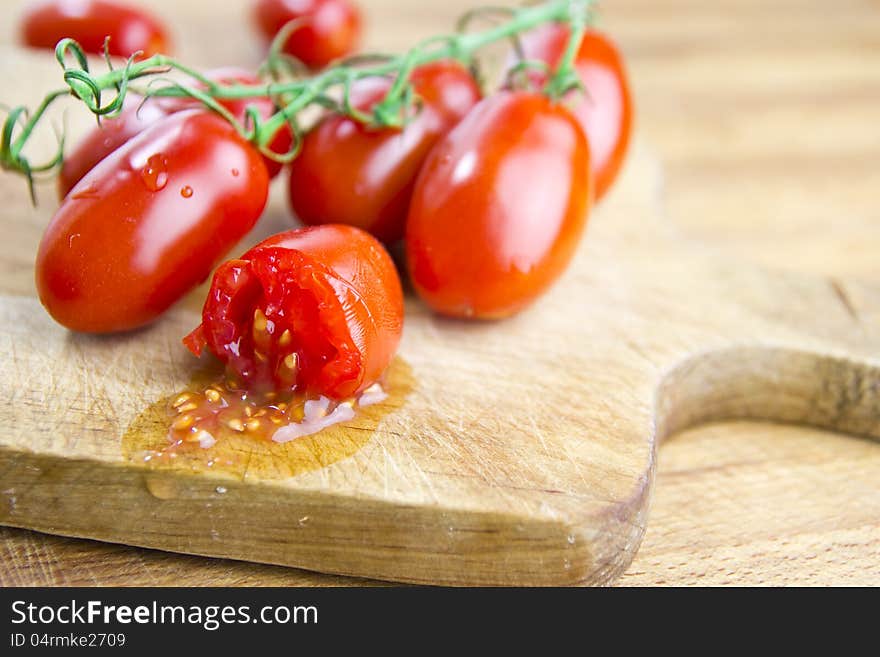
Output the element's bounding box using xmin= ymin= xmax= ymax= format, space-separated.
xmin=544 ymin=0 xmax=589 ymax=99
xmin=258 ymin=0 xmax=586 ymax=145
xmin=2 ymin=0 xmax=594 ymax=178
xmin=11 ymin=89 xmax=68 ymax=156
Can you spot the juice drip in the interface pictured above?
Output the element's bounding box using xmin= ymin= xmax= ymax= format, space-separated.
xmin=122 ymin=357 xmax=413 ymax=481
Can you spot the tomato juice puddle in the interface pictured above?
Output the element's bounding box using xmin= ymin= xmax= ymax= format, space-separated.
xmin=122 ymin=357 xmax=413 ymax=480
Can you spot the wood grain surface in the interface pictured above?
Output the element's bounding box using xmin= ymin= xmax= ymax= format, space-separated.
xmin=1 ymin=0 xmax=879 ymax=586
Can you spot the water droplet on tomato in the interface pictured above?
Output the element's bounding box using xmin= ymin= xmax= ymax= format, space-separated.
xmin=141 ymin=153 xmax=169 ymax=191
xmin=180 ymin=185 xmax=193 ymax=198
xmin=231 ymin=168 xmax=240 ymax=177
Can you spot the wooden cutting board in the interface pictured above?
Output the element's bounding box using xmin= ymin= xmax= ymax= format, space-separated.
xmin=2 ymin=44 xmax=880 ymax=585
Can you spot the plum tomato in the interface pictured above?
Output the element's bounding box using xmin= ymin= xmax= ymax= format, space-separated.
xmin=405 ymin=91 xmax=591 ymax=319
xmin=20 ymin=0 xmax=171 ymax=59
xmin=288 ymin=61 xmax=481 ymax=243
xmin=184 ymin=225 xmax=404 ymax=400
xmin=58 ymin=68 xmax=291 ymax=199
xmin=252 ymin=0 xmax=361 ymax=69
xmin=36 ymin=110 xmax=270 ymax=334
xmin=515 ymin=24 xmax=632 ymax=201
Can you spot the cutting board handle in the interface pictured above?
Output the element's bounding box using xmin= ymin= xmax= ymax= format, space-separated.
xmin=657 ymin=346 xmax=880 ymax=442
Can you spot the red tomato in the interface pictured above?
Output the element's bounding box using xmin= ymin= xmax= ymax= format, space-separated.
xmin=253 ymin=0 xmax=361 ymax=69
xmin=184 ymin=225 xmax=403 ymax=399
xmin=20 ymin=0 xmax=171 ymax=59
xmin=405 ymin=91 xmax=591 ymax=319
xmin=288 ymin=61 xmax=481 ymax=243
xmin=37 ymin=110 xmax=270 ymax=333
xmin=58 ymin=68 xmax=292 ymax=198
xmin=516 ymin=25 xmax=632 ymax=201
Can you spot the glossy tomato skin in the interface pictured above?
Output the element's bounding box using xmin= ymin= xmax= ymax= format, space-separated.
xmin=184 ymin=225 xmax=403 ymax=399
xmin=37 ymin=110 xmax=269 ymax=334
xmin=21 ymin=0 xmax=171 ymax=59
xmin=405 ymin=91 xmax=591 ymax=319
xmin=58 ymin=68 xmax=291 ymax=199
xmin=253 ymin=0 xmax=361 ymax=69
xmin=288 ymin=61 xmax=481 ymax=243
xmin=517 ymin=25 xmax=632 ymax=201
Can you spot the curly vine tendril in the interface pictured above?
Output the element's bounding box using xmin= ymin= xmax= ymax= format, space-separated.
xmin=0 ymin=0 xmax=594 ymax=193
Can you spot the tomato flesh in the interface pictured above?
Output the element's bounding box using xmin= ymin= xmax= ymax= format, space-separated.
xmin=185 ymin=225 xmax=403 ymax=399
xmin=405 ymin=91 xmax=591 ymax=319
xmin=37 ymin=110 xmax=270 ymax=333
xmin=288 ymin=61 xmax=481 ymax=243
xmin=515 ymin=25 xmax=633 ymax=201
xmin=253 ymin=0 xmax=361 ymax=69
xmin=20 ymin=0 xmax=171 ymax=59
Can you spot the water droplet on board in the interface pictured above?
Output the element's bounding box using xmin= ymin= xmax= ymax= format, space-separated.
xmin=567 ymin=534 xmax=576 ymax=545
xmin=180 ymin=185 xmax=193 ymax=198
xmin=215 ymin=486 xmax=227 ymax=495
xmin=141 ymin=153 xmax=169 ymax=191
xmin=144 ymin=474 xmax=179 ymax=500
xmin=298 ymin=516 xmax=310 ymax=526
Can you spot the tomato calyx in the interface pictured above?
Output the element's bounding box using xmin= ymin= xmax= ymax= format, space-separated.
xmin=184 ymin=247 xmax=363 ymax=400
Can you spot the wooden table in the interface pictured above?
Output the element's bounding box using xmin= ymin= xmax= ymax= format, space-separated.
xmin=1 ymin=0 xmax=878 ymax=586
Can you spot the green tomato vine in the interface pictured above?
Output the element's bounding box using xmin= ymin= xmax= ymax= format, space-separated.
xmin=0 ymin=0 xmax=596 ymax=201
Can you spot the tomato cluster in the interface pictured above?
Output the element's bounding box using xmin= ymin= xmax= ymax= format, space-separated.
xmin=26 ymin=3 xmax=632 ymax=401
